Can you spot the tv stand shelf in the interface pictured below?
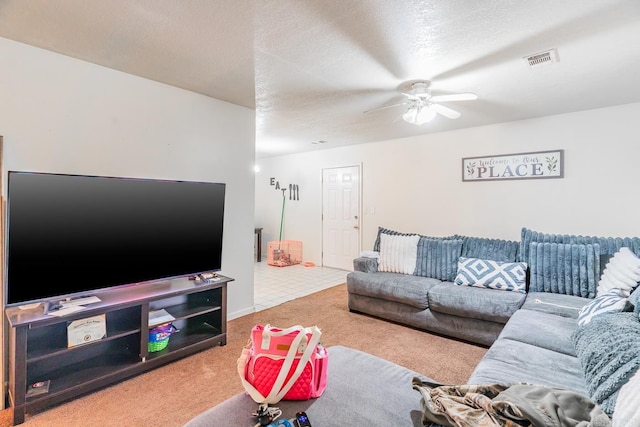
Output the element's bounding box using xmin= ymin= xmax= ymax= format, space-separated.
xmin=5 ymin=276 xmax=233 ymax=425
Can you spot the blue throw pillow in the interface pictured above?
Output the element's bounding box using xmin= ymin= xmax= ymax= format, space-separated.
xmin=528 ymin=242 xmax=600 ymax=298
xmin=578 ymin=288 xmax=632 ymax=327
xmin=454 ymin=235 xmax=519 ymax=262
xmin=454 ymin=257 xmax=527 ymax=293
xmin=414 ymin=238 xmax=463 ymax=282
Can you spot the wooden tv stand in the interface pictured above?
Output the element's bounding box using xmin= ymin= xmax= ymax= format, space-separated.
xmin=5 ymin=276 xmax=233 ymax=425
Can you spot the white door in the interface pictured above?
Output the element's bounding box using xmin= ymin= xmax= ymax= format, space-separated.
xmin=322 ymin=166 xmax=360 ymax=270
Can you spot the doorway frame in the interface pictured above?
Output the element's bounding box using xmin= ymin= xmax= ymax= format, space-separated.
xmin=321 ymin=163 xmax=362 ymax=269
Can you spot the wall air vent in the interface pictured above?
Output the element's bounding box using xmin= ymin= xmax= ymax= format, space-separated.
xmin=523 ymin=48 xmax=558 ymax=68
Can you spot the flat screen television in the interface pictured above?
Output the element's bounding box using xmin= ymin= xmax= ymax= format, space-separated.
xmin=5 ymin=171 xmax=226 ymax=307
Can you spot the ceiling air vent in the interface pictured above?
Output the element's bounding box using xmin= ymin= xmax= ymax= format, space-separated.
xmin=523 ymin=48 xmax=558 ymax=68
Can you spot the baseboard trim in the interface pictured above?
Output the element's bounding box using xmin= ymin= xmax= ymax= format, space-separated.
xmin=228 ymin=306 xmax=255 ymax=320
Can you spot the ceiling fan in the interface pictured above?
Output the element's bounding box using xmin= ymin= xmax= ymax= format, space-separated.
xmin=365 ymin=80 xmax=478 ymax=125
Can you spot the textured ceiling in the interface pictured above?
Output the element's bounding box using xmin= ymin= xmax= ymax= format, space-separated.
xmin=1 ymin=0 xmax=639 ymax=158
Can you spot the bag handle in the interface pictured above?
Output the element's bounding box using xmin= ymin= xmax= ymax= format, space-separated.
xmin=267 ymin=326 xmax=321 ymax=403
xmin=237 ymin=325 xmax=321 ymax=404
xmin=260 ymin=324 xmax=307 ymax=350
xmin=238 ymin=326 xmax=308 ymax=404
xmin=238 ymin=326 xmax=309 ymax=404
xmin=237 ymin=341 xmax=262 ymax=401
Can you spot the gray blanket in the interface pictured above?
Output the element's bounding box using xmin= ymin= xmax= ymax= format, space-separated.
xmin=412 ymin=379 xmax=611 ymax=427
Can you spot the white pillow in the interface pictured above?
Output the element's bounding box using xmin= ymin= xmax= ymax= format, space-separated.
xmin=598 ymin=247 xmax=640 ymax=296
xmin=613 ymin=367 xmax=640 ymax=426
xmin=377 ymin=233 xmax=420 ymax=274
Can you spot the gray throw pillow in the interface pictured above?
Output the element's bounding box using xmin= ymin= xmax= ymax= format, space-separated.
xmin=628 ymin=286 xmax=640 ymax=316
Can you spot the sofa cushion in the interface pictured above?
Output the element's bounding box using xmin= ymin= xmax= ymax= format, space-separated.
xmin=377 ymin=233 xmax=420 ymax=274
xmin=572 ymin=312 xmax=640 ymax=415
xmin=414 ymin=238 xmax=463 ymax=282
xmin=428 ymin=283 xmax=526 ymax=324
xmin=499 ymin=309 xmax=579 ymax=356
xmin=353 ymin=256 xmax=379 ymax=273
xmin=528 ymin=241 xmax=600 ymax=298
xmin=577 ymin=288 xmax=632 ymax=327
xmin=454 ymin=257 xmax=527 ymax=293
xmin=469 ymin=338 xmax=588 ymax=396
xmin=521 ymin=292 xmax=588 ymax=319
xmin=346 ymin=271 xmax=440 ymax=310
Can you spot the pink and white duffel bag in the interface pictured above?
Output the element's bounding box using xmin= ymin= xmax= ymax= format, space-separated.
xmin=237 ymin=324 xmax=328 ymax=404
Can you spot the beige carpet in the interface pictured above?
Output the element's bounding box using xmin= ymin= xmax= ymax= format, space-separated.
xmin=1 ymin=283 xmax=487 ymax=427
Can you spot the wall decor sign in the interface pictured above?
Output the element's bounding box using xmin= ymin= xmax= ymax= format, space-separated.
xmin=462 ymin=149 xmax=564 ymax=182
xmin=270 ymin=177 xmax=300 ymax=200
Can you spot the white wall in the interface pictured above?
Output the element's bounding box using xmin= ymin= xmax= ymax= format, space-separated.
xmin=0 ymin=38 xmax=257 ymax=349
xmin=256 ymin=102 xmax=640 ymax=265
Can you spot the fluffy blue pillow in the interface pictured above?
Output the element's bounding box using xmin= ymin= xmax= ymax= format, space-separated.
xmin=528 ymin=242 xmax=600 ymax=298
xmin=572 ymin=312 xmax=640 ymax=415
xmin=414 ymin=238 xmax=463 ymax=282
xmin=454 ymin=257 xmax=527 ymax=293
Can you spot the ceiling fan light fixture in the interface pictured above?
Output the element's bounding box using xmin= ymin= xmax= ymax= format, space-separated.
xmin=403 ymin=104 xmax=436 ymax=125
xmin=366 ymin=79 xmax=475 ymax=124
xmin=402 ymin=107 xmax=418 ymax=124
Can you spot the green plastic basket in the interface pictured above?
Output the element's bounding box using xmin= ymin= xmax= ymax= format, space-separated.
xmin=148 ymin=336 xmax=170 ymax=352
xmin=148 ymin=323 xmax=177 ymax=352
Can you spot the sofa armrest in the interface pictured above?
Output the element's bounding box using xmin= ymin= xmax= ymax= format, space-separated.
xmin=353 ymin=257 xmax=378 ymax=273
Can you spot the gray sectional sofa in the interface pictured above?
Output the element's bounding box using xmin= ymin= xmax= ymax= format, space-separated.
xmin=186 ymin=227 xmax=640 ymax=426
xmin=343 ymin=226 xmax=640 ymax=423
xmin=347 ymin=227 xmax=636 ymax=346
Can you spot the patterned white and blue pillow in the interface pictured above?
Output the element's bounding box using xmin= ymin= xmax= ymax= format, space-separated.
xmin=578 ymin=288 xmax=632 ymax=327
xmin=454 ymin=257 xmax=527 ymax=293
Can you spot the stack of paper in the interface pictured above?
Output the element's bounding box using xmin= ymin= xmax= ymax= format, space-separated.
xmin=149 ymin=309 xmax=176 ymax=327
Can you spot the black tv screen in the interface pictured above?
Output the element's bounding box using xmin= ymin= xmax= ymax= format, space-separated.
xmin=5 ymin=171 xmax=226 ymax=307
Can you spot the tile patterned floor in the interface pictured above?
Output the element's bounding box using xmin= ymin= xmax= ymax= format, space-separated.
xmin=254 ymin=261 xmax=349 ymax=311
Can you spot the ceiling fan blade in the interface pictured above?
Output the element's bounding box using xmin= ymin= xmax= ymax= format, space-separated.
xmin=400 ymin=92 xmax=426 ymax=101
xmin=430 ymin=93 xmax=478 ymax=102
xmin=432 ymin=103 xmax=462 ymax=119
xmin=363 ymin=101 xmax=409 ymax=114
